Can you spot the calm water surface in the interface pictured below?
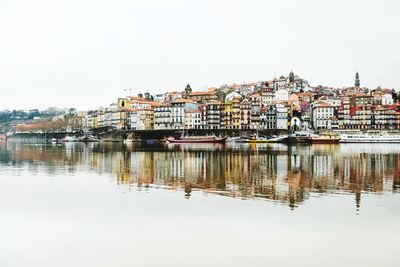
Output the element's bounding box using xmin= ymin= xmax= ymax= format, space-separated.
xmin=0 ymin=142 xmax=399 ymax=267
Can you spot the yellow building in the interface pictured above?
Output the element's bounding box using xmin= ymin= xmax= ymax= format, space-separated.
xmin=93 ymin=114 xmax=99 ymax=128
xmin=222 ymin=101 xmax=233 ymax=129
xmin=231 ymin=97 xmax=241 ymax=129
xmin=222 ymin=98 xmax=241 ymax=129
xmin=129 ymin=109 xmax=154 ymax=130
xmin=118 ymin=96 xmax=160 ymax=111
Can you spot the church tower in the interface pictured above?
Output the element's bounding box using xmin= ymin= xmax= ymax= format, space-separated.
xmin=184 ymin=84 xmax=192 ymax=96
xmin=355 ymin=72 xmax=360 ymax=87
xmin=289 ymin=70 xmax=295 ymax=83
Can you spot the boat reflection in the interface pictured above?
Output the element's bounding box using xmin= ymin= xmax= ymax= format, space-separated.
xmin=1 ymin=142 xmax=399 ymax=209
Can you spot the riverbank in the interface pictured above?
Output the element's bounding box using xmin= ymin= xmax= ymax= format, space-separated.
xmin=7 ymin=128 xmax=288 ymax=142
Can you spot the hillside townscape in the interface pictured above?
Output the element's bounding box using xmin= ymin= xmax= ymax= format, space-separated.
xmin=3 ymin=71 xmax=398 ymax=136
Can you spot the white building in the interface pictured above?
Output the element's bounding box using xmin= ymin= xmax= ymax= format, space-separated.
xmin=153 ymin=93 xmax=167 ymax=103
xmin=225 ymin=91 xmax=243 ymax=102
xmin=311 ymin=101 xmax=335 ymax=130
xmin=260 ymin=91 xmax=275 ymax=107
xmin=319 ymin=96 xmax=342 ymax=109
xmin=84 ymin=113 xmax=96 ymax=129
xmin=171 ymin=105 xmax=185 ymax=129
xmin=276 ymin=104 xmax=289 ymax=130
xmin=170 ymin=99 xmax=199 ymax=129
xmin=184 ymin=110 xmax=201 ymax=129
xmin=382 ymin=93 xmax=394 ymax=105
xmin=154 ymin=105 xmax=172 ymax=129
xmin=274 ymin=89 xmax=289 ymax=102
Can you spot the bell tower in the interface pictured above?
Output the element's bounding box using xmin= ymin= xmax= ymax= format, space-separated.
xmin=355 ymin=72 xmax=360 ymax=87
xmin=184 ymin=84 xmax=192 ymax=96
xmin=289 ymin=70 xmax=295 ymax=83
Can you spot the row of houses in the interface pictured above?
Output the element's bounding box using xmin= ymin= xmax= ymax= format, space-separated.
xmin=311 ymin=91 xmax=400 ymax=130
xmin=79 ymin=72 xmax=400 ymax=132
xmin=83 ymin=95 xmax=292 ymax=131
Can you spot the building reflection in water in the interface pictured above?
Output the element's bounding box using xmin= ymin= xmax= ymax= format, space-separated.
xmin=1 ymin=142 xmax=399 ymax=209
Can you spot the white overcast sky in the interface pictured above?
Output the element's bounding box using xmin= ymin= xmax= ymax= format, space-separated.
xmin=0 ymin=0 xmax=399 ymax=110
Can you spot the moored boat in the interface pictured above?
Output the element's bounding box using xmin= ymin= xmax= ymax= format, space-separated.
xmin=63 ymin=135 xmax=101 ymax=142
xmin=226 ymin=136 xmax=241 ymax=143
xmin=340 ymin=132 xmax=400 ymax=143
xmin=310 ymin=134 xmax=340 ymax=144
xmin=288 ymin=130 xmax=313 ymax=143
xmin=167 ymin=135 xmax=227 ymax=144
xmin=244 ymin=135 xmax=288 ymax=143
xmin=63 ymin=135 xmax=78 ymax=142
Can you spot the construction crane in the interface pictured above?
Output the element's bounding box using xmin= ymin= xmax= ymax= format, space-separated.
xmin=123 ymin=88 xmax=138 ymax=97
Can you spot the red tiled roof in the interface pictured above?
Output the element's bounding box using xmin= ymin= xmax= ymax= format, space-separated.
xmin=189 ymin=90 xmax=217 ymax=96
xmin=313 ymin=101 xmax=334 ymax=108
xmin=172 ymin=99 xmax=197 ymax=103
xmin=353 ymin=92 xmax=372 ymax=97
xmin=185 ymin=109 xmax=201 ymax=113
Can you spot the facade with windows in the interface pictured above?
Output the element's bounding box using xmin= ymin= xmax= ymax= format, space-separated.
xmin=184 ymin=110 xmax=202 ymax=129
xmin=154 ymin=104 xmax=172 ymax=129
xmin=311 ymin=102 xmax=335 ymax=130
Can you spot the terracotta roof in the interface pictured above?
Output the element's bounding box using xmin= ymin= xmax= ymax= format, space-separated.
xmin=127 ymin=99 xmax=161 ymax=107
xmin=172 ymin=99 xmax=197 ymax=104
xmin=313 ymin=101 xmax=334 ymax=108
xmin=353 ymin=92 xmax=371 ymax=97
xmin=185 ymin=109 xmax=201 ymax=113
xmin=189 ymin=90 xmax=217 ymax=96
xmin=156 ymin=103 xmax=172 ymax=107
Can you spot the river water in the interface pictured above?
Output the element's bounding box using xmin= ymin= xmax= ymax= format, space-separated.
xmin=0 ymin=142 xmax=399 ymax=267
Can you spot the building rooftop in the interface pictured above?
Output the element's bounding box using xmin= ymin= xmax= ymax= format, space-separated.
xmin=313 ymin=101 xmax=334 ymax=108
xmin=189 ymin=90 xmax=217 ymax=96
xmin=185 ymin=109 xmax=201 ymax=113
xmin=171 ymin=99 xmax=197 ymax=104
